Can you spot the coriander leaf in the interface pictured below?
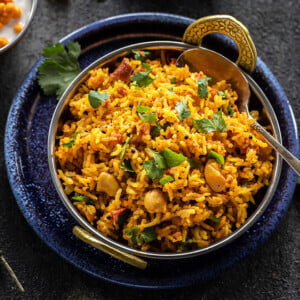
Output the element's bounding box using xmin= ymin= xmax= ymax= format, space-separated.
xmin=137 ymin=226 xmax=157 ymax=244
xmin=207 ymin=150 xmax=225 ymax=165
xmin=187 ymin=158 xmax=200 ymax=168
xmin=131 ymin=72 xmax=154 ymax=87
xmin=175 ymin=100 xmax=191 ymax=120
xmin=72 ymin=192 xmax=93 ymax=205
xmin=208 ymin=216 xmax=221 ymax=223
xmin=120 ymin=136 xmax=131 ymax=160
xmin=142 ymin=63 xmax=151 ymax=71
xmin=193 ymin=110 xmax=227 ymax=134
xmin=132 ymin=50 xmax=151 ymax=61
xmin=121 ymin=159 xmax=135 ymax=172
xmin=88 ymin=91 xmax=110 ymax=108
xmin=148 ymin=149 xmax=167 ymax=169
xmin=170 ymin=77 xmax=177 ymax=84
xmin=137 ymin=104 xmax=151 ymax=113
xmin=218 ymin=91 xmax=226 ymax=98
xmin=159 ymin=175 xmax=174 ymax=185
xmin=37 ymin=41 xmax=81 ymax=98
xmin=62 ymin=139 xmax=75 ymax=148
xmin=116 ymin=209 xmax=131 ymax=225
xmin=197 ymin=77 xmax=211 ymax=98
xmin=138 ymin=112 xmax=157 ymax=124
xmin=227 ymin=104 xmax=234 ymax=117
xmin=124 ymin=226 xmax=139 ymax=245
xmin=151 ymin=122 xmax=171 ymax=138
xmin=143 ymin=160 xmax=163 ymax=179
xmin=160 ymin=148 xmax=186 ymax=168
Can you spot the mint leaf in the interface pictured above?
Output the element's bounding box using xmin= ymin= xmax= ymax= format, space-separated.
xmin=143 ymin=160 xmax=163 ymax=179
xmin=137 ymin=104 xmax=151 ymax=113
xmin=193 ymin=110 xmax=227 ymax=134
xmin=37 ymin=41 xmax=81 ymax=99
xmin=175 ymin=100 xmax=191 ymax=120
xmin=207 ymin=150 xmax=225 ymax=165
xmin=131 ymin=72 xmax=154 ymax=87
xmin=138 ymin=112 xmax=157 ymax=124
xmin=88 ymin=91 xmax=110 ymax=108
xmin=159 ymin=175 xmax=174 ymax=185
xmin=197 ymin=77 xmax=211 ymax=98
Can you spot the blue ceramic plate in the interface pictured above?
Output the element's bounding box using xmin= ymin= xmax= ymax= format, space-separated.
xmin=4 ymin=13 xmax=299 ymax=289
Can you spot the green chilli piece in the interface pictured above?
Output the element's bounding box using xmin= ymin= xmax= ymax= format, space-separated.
xmin=207 ymin=150 xmax=225 ymax=165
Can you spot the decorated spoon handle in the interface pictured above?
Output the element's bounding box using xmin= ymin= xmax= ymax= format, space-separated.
xmin=73 ymin=226 xmax=147 ymax=270
xmin=182 ymin=15 xmax=257 ymax=73
xmin=252 ymin=122 xmax=300 ymax=176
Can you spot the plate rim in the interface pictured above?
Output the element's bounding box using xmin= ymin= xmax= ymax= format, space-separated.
xmin=4 ymin=12 xmax=299 ymax=289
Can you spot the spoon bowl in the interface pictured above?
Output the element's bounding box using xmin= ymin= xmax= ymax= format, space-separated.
xmin=176 ymin=48 xmax=300 ymax=176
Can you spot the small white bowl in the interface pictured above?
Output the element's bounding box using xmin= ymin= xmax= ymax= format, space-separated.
xmin=0 ymin=0 xmax=37 ymax=54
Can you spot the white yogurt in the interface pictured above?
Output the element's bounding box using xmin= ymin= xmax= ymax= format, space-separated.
xmin=0 ymin=0 xmax=33 ymax=45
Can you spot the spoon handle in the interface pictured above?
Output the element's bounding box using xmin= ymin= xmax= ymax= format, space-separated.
xmin=252 ymin=122 xmax=300 ymax=176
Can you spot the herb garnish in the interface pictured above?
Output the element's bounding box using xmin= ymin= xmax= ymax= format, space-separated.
xmin=120 ymin=136 xmax=131 ymax=160
xmin=131 ymin=72 xmax=154 ymax=87
xmin=88 ymin=91 xmax=110 ymax=108
xmin=175 ymin=100 xmax=191 ymax=120
xmin=192 ymin=110 xmax=227 ymax=134
xmin=208 ymin=216 xmax=221 ymax=223
xmin=72 ymin=192 xmax=93 ymax=205
xmin=170 ymin=77 xmax=177 ymax=84
xmin=143 ymin=148 xmax=187 ymax=179
xmin=121 ymin=159 xmax=135 ymax=173
xmin=142 ymin=63 xmax=151 ymax=71
xmin=62 ymin=131 xmax=81 ymax=148
xmin=151 ymin=122 xmax=172 ymax=138
xmin=218 ymin=91 xmax=227 ymax=98
xmin=197 ymin=77 xmax=211 ymax=98
xmin=227 ymin=104 xmax=234 ymax=117
xmin=207 ymin=150 xmax=225 ymax=165
xmin=132 ymin=50 xmax=151 ymax=62
xmin=124 ymin=226 xmax=157 ymax=245
xmin=138 ymin=112 xmax=157 ymax=124
xmin=37 ymin=41 xmax=81 ymax=99
xmin=159 ymin=175 xmax=174 ymax=185
xmin=137 ymin=104 xmax=151 ymax=113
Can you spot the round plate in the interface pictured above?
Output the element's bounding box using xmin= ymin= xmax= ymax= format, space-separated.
xmin=4 ymin=13 xmax=299 ymax=289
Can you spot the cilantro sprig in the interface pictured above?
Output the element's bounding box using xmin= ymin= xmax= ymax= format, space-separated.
xmin=37 ymin=41 xmax=81 ymax=99
xmin=88 ymin=91 xmax=110 ymax=108
xmin=124 ymin=226 xmax=157 ymax=245
xmin=131 ymin=72 xmax=154 ymax=87
xmin=132 ymin=50 xmax=151 ymax=62
xmin=175 ymin=100 xmax=191 ymax=120
xmin=192 ymin=110 xmax=227 ymax=134
xmin=197 ymin=77 xmax=211 ymax=98
xmin=143 ymin=148 xmax=187 ymax=179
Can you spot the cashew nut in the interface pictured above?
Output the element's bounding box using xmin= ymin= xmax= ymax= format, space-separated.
xmin=97 ymin=172 xmax=120 ymax=196
xmin=204 ymin=159 xmax=226 ymax=192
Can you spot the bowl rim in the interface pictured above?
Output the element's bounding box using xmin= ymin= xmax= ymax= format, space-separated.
xmin=0 ymin=0 xmax=38 ymax=55
xmin=48 ymin=40 xmax=282 ymax=259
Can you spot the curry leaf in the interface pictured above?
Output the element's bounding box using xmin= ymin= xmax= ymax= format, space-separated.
xmin=121 ymin=159 xmax=135 ymax=172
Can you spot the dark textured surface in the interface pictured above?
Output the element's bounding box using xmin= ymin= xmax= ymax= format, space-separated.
xmin=0 ymin=1 xmax=299 ymax=299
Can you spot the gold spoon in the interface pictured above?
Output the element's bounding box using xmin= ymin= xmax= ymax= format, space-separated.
xmin=177 ymin=15 xmax=300 ymax=176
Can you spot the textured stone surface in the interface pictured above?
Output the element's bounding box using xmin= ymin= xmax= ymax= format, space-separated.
xmin=0 ymin=0 xmax=299 ymax=299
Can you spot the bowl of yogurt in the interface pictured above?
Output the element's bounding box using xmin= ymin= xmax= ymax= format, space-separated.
xmin=0 ymin=0 xmax=37 ymax=54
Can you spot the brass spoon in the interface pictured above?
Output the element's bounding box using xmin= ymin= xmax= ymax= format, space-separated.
xmin=176 ymin=47 xmax=300 ymax=176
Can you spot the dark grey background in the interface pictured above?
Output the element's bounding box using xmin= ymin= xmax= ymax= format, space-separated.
xmin=0 ymin=0 xmax=299 ymax=299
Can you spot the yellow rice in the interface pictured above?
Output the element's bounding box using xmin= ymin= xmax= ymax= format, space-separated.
xmin=55 ymin=52 xmax=274 ymax=252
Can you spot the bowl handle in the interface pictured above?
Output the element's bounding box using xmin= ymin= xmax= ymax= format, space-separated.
xmin=73 ymin=226 xmax=147 ymax=270
xmin=182 ymin=15 xmax=257 ymax=73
